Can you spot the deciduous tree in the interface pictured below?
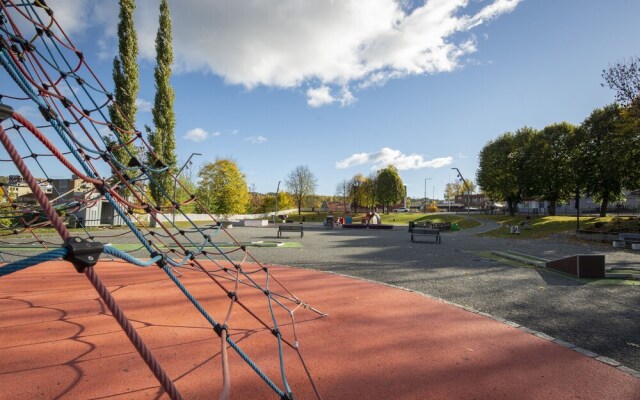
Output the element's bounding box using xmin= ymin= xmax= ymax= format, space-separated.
xmin=602 ymin=57 xmax=640 ymax=116
xmin=348 ymin=174 xmax=365 ymax=212
xmin=527 ymin=122 xmax=576 ymax=215
xmin=362 ymin=172 xmax=378 ymax=210
xmin=335 ymin=179 xmax=350 ymax=212
xmin=285 ymin=165 xmax=317 ymax=215
xmin=574 ymin=104 xmax=635 ymax=216
xmin=196 ymin=158 xmax=249 ymax=215
xmin=477 ymin=132 xmax=524 ymax=215
xmin=375 ymin=166 xmax=404 ymax=213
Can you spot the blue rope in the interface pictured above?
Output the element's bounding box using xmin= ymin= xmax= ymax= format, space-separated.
xmin=103 ymin=246 xmax=162 ymax=267
xmin=264 ymin=273 xmax=293 ymax=395
xmin=160 ymin=265 xmax=285 ymax=397
xmin=0 ymin=248 xmax=68 ymax=277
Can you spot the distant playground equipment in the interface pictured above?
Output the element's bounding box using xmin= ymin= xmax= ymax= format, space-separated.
xmin=0 ymin=3 xmax=324 ymax=399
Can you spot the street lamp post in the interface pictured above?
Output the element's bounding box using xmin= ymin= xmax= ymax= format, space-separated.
xmin=424 ymin=177 xmax=431 ymax=212
xmin=172 ymin=152 xmax=201 ymax=224
xmin=451 ymin=167 xmax=471 ymax=222
xmin=273 ymin=180 xmax=281 ymax=223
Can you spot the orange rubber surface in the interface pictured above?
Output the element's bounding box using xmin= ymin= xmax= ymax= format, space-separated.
xmin=1 ymin=260 xmax=638 ymax=399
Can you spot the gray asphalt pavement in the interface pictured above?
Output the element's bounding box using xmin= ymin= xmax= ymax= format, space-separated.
xmin=6 ymin=218 xmax=640 ymax=373
xmin=217 ymin=219 xmax=640 ymax=373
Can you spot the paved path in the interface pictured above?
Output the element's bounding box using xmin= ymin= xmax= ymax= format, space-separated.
xmin=222 ymin=219 xmax=640 ymax=373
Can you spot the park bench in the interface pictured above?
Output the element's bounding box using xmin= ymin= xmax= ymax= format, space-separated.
xmin=410 ymin=227 xmax=441 ymax=243
xmin=409 ymin=221 xmax=433 ymax=232
xmin=277 ymin=224 xmax=303 ymax=238
xmin=431 ymin=222 xmax=452 ymax=231
xmin=614 ymin=232 xmax=640 ymax=250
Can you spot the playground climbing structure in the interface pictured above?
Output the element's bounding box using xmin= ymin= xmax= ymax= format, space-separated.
xmin=0 ymin=1 xmax=325 ymax=399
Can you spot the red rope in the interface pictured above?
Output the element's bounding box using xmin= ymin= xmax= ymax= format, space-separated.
xmin=0 ymin=121 xmax=183 ymax=399
xmin=11 ymin=112 xmax=104 ymax=186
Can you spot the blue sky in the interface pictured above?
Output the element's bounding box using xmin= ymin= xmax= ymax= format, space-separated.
xmin=2 ymin=0 xmax=640 ymax=200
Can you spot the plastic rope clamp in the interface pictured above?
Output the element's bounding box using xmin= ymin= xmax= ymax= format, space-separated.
xmin=63 ymin=237 xmax=104 ymax=273
xmin=213 ymin=323 xmax=228 ymax=336
xmin=0 ymin=104 xmax=13 ymax=121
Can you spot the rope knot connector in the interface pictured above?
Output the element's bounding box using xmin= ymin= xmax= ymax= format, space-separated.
xmin=63 ymin=237 xmax=104 ymax=273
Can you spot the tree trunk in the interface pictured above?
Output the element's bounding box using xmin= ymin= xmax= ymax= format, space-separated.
xmin=548 ymin=199 xmax=557 ymax=216
xmin=600 ymin=195 xmax=608 ymax=217
xmin=507 ymin=198 xmax=515 ymax=216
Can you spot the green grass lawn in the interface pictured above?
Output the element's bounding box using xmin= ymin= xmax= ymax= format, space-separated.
xmin=284 ymin=211 xmax=481 ymax=229
xmin=477 ymin=215 xmax=639 ymax=239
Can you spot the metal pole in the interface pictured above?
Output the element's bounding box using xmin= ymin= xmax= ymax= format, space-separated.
xmin=451 ymin=167 xmax=471 ymax=221
xmin=273 ymin=181 xmax=281 ymax=223
xmin=424 ymin=177 xmax=431 ymax=212
xmin=172 ymin=152 xmax=201 ymax=224
xmin=448 ymin=172 xmax=451 ymax=213
xmin=424 ymin=178 xmax=426 ymax=208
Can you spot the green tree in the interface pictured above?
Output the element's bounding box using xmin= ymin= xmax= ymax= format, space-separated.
xmin=108 ymin=0 xmax=139 ymax=166
xmin=147 ymin=0 xmax=177 ymax=206
xmin=527 ymin=122 xmax=576 ymax=215
xmin=375 ymin=165 xmax=404 ymax=213
xmin=174 ymin=173 xmax=197 ymax=214
xmin=574 ymin=104 xmax=636 ymax=217
xmin=362 ymin=173 xmax=378 ymax=210
xmin=477 ymin=132 xmax=525 ymax=215
xmin=259 ymin=191 xmax=295 ymax=214
xmin=284 ymin=165 xmax=317 ymax=215
xmin=348 ymin=173 xmax=366 ymax=212
xmin=444 ymin=179 xmax=475 ymax=199
xmin=196 ymin=158 xmax=249 ymax=215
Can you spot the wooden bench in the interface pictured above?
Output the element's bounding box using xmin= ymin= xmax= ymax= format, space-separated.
xmin=410 ymin=227 xmax=441 ymax=243
xmin=277 ymin=224 xmax=303 ymax=238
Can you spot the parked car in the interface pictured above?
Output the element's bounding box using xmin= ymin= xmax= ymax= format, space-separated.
xmin=393 ymin=207 xmax=410 ymax=213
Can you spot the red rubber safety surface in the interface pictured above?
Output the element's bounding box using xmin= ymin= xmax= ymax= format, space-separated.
xmin=1 ymin=261 xmax=638 ymax=399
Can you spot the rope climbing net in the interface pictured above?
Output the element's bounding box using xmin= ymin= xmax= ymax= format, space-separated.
xmin=0 ymin=1 xmax=325 ymax=399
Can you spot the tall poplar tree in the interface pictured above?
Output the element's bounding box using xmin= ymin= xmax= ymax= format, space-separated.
xmin=108 ymin=0 xmax=139 ymax=166
xmin=148 ymin=0 xmax=177 ymax=206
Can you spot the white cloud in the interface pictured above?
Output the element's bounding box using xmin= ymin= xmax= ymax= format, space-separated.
xmin=245 ymin=135 xmax=267 ymax=144
xmin=48 ymin=0 xmax=521 ymax=106
xmin=307 ymin=86 xmax=335 ymax=107
xmin=307 ymin=86 xmax=357 ymax=107
xmin=136 ymin=98 xmax=152 ymax=113
xmin=184 ymin=128 xmax=219 ymax=142
xmin=336 ymin=147 xmax=453 ymax=170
